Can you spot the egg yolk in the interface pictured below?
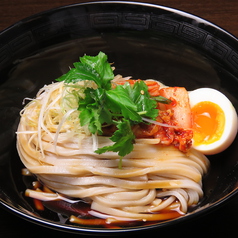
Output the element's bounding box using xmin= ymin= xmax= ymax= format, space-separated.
xmin=191 ymin=101 xmax=225 ymax=146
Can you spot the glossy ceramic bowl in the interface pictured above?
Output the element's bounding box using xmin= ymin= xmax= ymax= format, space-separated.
xmin=0 ymin=1 xmax=238 ymax=235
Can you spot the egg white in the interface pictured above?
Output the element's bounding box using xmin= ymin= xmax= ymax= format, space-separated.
xmin=189 ymin=88 xmax=238 ymax=155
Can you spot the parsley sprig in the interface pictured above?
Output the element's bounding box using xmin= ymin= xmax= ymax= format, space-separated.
xmin=57 ymin=52 xmax=170 ymax=167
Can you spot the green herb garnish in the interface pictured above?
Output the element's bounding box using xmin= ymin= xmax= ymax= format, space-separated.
xmin=57 ymin=52 xmax=170 ymax=166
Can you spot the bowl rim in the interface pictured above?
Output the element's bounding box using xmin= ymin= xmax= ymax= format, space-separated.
xmin=1 ymin=0 xmax=238 ymax=235
xmin=1 ymin=0 xmax=238 ymax=41
xmin=1 ymin=188 xmax=238 ymax=235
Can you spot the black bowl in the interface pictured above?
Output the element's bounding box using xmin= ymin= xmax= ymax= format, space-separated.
xmin=0 ymin=1 xmax=238 ymax=235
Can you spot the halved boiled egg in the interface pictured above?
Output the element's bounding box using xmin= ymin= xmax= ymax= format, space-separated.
xmin=189 ymin=88 xmax=238 ymax=155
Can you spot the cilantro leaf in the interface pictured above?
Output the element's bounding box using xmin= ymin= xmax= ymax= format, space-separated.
xmin=78 ymin=88 xmax=102 ymax=134
xmin=78 ymin=87 xmax=112 ymax=134
xmin=56 ymin=67 xmax=99 ymax=83
xmin=95 ymin=119 xmax=135 ymax=158
xmin=56 ymin=52 xmax=114 ymax=90
xmin=122 ymin=81 xmax=159 ymax=119
xmin=79 ymin=52 xmax=114 ymax=89
xmin=105 ymin=85 xmax=142 ymax=122
xmin=56 ymin=52 xmax=171 ymax=165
